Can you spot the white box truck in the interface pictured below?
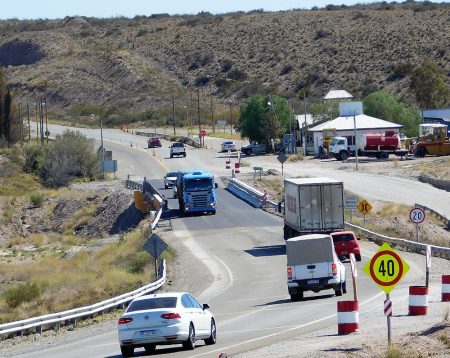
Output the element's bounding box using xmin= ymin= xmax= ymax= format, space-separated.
xmin=283 ymin=177 xmax=344 ymax=240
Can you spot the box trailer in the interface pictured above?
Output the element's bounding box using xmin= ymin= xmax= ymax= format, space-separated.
xmin=284 ymin=177 xmax=345 ymax=239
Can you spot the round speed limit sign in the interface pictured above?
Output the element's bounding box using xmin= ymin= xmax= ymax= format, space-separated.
xmin=409 ymin=207 xmax=425 ymax=224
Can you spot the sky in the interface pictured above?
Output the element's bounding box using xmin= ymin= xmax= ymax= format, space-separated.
xmin=0 ymin=0 xmax=431 ymax=20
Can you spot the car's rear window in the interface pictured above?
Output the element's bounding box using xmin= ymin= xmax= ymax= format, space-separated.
xmin=224 ymin=141 xmax=234 ymax=145
xmin=166 ymin=172 xmax=178 ymax=177
xmin=172 ymin=143 xmax=184 ymax=147
xmin=332 ymin=234 xmax=355 ymax=242
xmin=127 ymin=297 xmax=177 ymax=312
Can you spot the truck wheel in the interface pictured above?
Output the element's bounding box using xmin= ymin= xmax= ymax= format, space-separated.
xmin=183 ymin=153 xmax=186 ymax=157
xmin=335 ymin=282 xmax=343 ymax=296
xmin=339 ymin=151 xmax=348 ymax=161
xmin=170 ymin=154 xmax=173 ymax=158
xmin=290 ymin=291 xmax=303 ymax=302
xmin=355 ymin=254 xmax=361 ymax=262
xmin=415 ymin=147 xmax=426 ymax=157
xmin=343 ymin=281 xmax=347 ymax=294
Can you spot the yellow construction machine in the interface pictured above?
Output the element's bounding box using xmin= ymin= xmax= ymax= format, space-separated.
xmin=410 ymin=124 xmax=450 ymax=157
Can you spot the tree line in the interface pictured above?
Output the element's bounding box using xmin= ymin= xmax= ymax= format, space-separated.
xmin=0 ymin=68 xmax=12 ymax=146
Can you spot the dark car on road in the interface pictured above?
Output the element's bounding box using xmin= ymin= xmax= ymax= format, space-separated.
xmin=148 ymin=137 xmax=162 ymax=148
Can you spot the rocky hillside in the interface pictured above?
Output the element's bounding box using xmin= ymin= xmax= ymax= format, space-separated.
xmin=0 ymin=2 xmax=449 ymax=121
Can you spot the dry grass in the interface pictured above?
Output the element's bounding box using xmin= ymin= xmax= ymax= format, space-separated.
xmin=260 ymin=177 xmax=284 ymax=198
xmin=0 ymin=225 xmax=175 ymax=323
xmin=207 ymin=132 xmax=242 ymax=140
xmin=287 ymin=153 xmax=304 ymax=162
xmin=61 ymin=203 xmax=98 ymax=231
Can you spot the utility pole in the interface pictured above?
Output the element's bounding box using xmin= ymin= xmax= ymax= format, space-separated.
xmin=27 ymin=94 xmax=31 ymax=144
xmin=100 ymin=116 xmax=105 ymax=179
xmin=303 ymin=91 xmax=307 ymax=156
xmin=197 ymin=88 xmax=201 ymax=147
xmin=353 ymin=113 xmax=359 ymax=171
xmin=19 ymin=98 xmax=23 ymax=146
xmin=44 ymin=89 xmax=49 ymax=144
xmin=229 ymin=99 xmax=233 ymax=135
xmin=172 ymin=96 xmax=176 ymax=135
xmin=39 ymin=97 xmax=44 ymax=145
xmin=35 ymin=92 xmax=39 ymax=143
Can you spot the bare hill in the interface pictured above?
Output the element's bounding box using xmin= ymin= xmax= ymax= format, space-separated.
xmin=0 ymin=3 xmax=449 ymax=121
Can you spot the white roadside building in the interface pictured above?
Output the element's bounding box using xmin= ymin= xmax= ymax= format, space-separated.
xmin=309 ymin=102 xmax=403 ymax=155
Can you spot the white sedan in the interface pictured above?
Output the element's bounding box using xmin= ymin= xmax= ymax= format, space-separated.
xmin=220 ymin=140 xmax=237 ymax=152
xmin=118 ymin=292 xmax=216 ymax=357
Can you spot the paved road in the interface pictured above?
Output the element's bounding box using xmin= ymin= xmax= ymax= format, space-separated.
xmin=22 ymin=125 xmax=441 ymax=357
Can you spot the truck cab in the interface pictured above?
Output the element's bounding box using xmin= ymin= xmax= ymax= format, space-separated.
xmin=329 ymin=136 xmax=353 ymax=160
xmin=176 ymin=171 xmax=218 ymax=215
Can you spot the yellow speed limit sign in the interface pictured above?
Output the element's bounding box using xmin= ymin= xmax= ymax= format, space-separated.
xmin=363 ymin=243 xmax=410 ymax=294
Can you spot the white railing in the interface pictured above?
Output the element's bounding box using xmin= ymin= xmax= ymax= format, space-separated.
xmin=347 ymin=222 xmax=450 ymax=259
xmin=227 ymin=178 xmax=279 ymax=210
xmin=0 ymin=261 xmax=166 ymax=338
xmin=228 ymin=178 xmax=449 ymax=259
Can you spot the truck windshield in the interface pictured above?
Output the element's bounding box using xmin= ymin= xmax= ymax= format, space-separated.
xmin=184 ymin=178 xmax=213 ymax=191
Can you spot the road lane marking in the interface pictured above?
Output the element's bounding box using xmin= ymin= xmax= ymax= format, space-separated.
xmin=215 ymin=301 xmax=336 ymax=316
xmin=191 ymin=290 xmax=385 ymax=357
xmin=252 ymin=280 xmax=281 ymax=284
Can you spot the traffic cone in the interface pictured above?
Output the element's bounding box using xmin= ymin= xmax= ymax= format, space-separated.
xmin=130 ymin=142 xmax=133 ymax=147
xmin=152 ymin=149 xmax=156 ymax=156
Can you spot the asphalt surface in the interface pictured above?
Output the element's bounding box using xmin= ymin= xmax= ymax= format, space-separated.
xmin=17 ymin=125 xmax=444 ymax=358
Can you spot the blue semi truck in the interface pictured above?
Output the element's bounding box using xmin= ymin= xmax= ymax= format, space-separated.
xmin=176 ymin=170 xmax=218 ymax=215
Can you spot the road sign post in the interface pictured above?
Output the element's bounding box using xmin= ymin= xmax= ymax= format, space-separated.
xmin=350 ymin=253 xmax=358 ymax=301
xmin=345 ymin=196 xmax=358 ymax=224
xmin=144 ymin=233 xmax=168 ymax=279
xmin=357 ymin=199 xmax=372 ymax=226
xmin=385 ymin=294 xmax=392 ymax=345
xmin=277 ymin=153 xmax=288 ymax=176
xmin=426 ymin=244 xmax=431 ymax=287
xmin=409 ymin=207 xmax=425 ymax=242
xmin=363 ymin=243 xmax=410 ymax=347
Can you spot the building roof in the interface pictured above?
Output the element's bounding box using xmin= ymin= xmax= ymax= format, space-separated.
xmin=295 ymin=114 xmax=314 ymax=127
xmin=422 ymin=108 xmax=450 ymax=120
xmin=324 ymin=90 xmax=353 ymax=100
xmin=309 ymin=114 xmax=402 ymax=132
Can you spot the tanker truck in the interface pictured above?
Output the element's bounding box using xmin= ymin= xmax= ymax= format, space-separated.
xmin=329 ymin=131 xmax=408 ymax=161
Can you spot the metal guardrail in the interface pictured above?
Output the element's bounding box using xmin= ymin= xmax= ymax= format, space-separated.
xmin=0 ymin=260 xmax=166 ymax=338
xmin=135 ymin=131 xmax=201 ymax=148
xmin=347 ymin=222 xmax=450 ymax=260
xmin=227 ymin=178 xmax=280 ymax=210
xmin=415 ymin=203 xmax=450 ymax=229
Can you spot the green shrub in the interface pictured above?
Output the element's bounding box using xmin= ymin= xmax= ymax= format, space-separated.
xmin=3 ymin=282 xmax=43 ymax=308
xmin=23 ymin=144 xmax=46 ymax=175
xmin=30 ymin=192 xmax=45 ymax=207
xmin=127 ymin=251 xmax=149 ymax=274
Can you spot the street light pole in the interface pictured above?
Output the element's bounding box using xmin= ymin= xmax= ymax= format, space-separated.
xmin=100 ymin=116 xmax=105 ymax=179
xmin=207 ymin=75 xmax=215 ymax=133
xmin=229 ymin=99 xmax=233 ymax=135
xmin=197 ymin=88 xmax=202 ymax=147
xmin=172 ymin=96 xmax=176 ymax=135
xmin=303 ymin=91 xmax=307 ymax=156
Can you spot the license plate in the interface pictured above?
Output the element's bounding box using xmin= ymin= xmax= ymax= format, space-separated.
xmin=307 ymin=279 xmax=319 ymax=284
xmin=140 ymin=330 xmax=155 ymax=336
xmin=341 ymin=251 xmax=348 ymax=255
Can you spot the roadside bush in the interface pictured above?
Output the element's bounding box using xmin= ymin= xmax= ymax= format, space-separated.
xmin=127 ymin=251 xmax=148 ymax=274
xmin=41 ymin=130 xmax=100 ymax=187
xmin=30 ymin=192 xmax=45 ymax=207
xmin=23 ymin=144 xmax=46 ymax=175
xmin=3 ymin=282 xmax=43 ymax=308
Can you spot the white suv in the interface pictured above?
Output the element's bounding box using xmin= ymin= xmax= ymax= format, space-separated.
xmin=170 ymin=142 xmax=186 ymax=158
xmin=286 ymin=234 xmax=346 ymax=301
xmin=220 ymin=141 xmax=236 ymax=152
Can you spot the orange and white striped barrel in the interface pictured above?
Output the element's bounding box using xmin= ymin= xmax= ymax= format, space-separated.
xmin=225 ymin=160 xmax=231 ymax=169
xmin=337 ymin=301 xmax=359 ymax=334
xmin=234 ymin=162 xmax=240 ymax=173
xmin=442 ymin=275 xmax=450 ymax=302
xmin=409 ymin=286 xmax=428 ymax=315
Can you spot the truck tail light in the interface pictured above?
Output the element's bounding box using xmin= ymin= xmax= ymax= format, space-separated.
xmin=331 ymin=263 xmax=337 ymax=276
xmin=161 ymin=313 xmax=181 ymax=319
xmin=287 ymin=267 xmax=293 ymax=280
xmin=118 ymin=317 xmax=133 ymax=325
